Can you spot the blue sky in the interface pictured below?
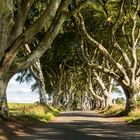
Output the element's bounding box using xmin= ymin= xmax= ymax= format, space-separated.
xmin=7 ymin=75 xmax=39 ymax=103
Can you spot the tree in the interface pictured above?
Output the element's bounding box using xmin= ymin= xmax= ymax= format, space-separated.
xmin=77 ymin=0 xmax=140 ymax=114
xmin=40 ymin=30 xmax=83 ymax=108
xmin=40 ymin=24 xmax=94 ymax=110
xmin=16 ymin=44 xmax=48 ymax=104
xmin=0 ymin=0 xmax=88 ymax=118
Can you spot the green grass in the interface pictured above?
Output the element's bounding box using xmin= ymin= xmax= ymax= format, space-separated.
xmin=101 ymin=104 xmax=125 ymax=116
xmin=8 ymin=103 xmax=60 ymax=122
xmin=125 ymin=108 xmax=140 ymax=125
xmin=99 ymin=104 xmax=140 ymax=125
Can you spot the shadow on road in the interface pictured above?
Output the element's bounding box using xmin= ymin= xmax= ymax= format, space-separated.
xmin=0 ymin=122 xmax=124 ymax=140
xmin=0 ymin=111 xmax=140 ymax=140
xmin=59 ymin=111 xmax=103 ymax=118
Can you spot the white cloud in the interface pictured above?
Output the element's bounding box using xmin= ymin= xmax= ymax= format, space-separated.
xmin=7 ymin=75 xmax=39 ymax=103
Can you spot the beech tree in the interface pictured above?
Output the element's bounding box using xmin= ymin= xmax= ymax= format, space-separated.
xmin=40 ymin=30 xmax=84 ymax=108
xmin=88 ymin=69 xmax=113 ymax=109
xmin=40 ymin=26 xmax=93 ymax=110
xmin=77 ymin=42 xmax=114 ymax=109
xmin=0 ymin=0 xmax=88 ymax=118
xmin=77 ymin=0 xmax=140 ymax=114
xmin=16 ymin=43 xmax=48 ymax=104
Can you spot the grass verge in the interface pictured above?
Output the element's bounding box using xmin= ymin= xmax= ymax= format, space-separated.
xmin=99 ymin=104 xmax=140 ymax=125
xmin=125 ymin=108 xmax=140 ymax=125
xmin=101 ymin=104 xmax=125 ymax=117
xmin=8 ymin=103 xmax=60 ymax=122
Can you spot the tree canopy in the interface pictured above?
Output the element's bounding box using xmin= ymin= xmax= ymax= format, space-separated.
xmin=0 ymin=0 xmax=140 ymax=118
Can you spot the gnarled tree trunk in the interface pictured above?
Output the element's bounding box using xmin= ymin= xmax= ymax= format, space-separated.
xmin=29 ymin=62 xmax=48 ymax=105
xmin=0 ymin=75 xmax=11 ymax=119
xmin=121 ymin=83 xmax=140 ymax=115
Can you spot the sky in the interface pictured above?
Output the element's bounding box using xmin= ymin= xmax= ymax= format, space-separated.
xmin=7 ymin=75 xmax=125 ymax=103
xmin=7 ymin=75 xmax=39 ymax=103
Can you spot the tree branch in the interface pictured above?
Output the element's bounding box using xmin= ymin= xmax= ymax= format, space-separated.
xmin=1 ymin=0 xmax=62 ymax=73
xmin=88 ymin=70 xmax=104 ymax=101
xmin=78 ymin=12 xmax=129 ymax=83
xmin=131 ymin=1 xmax=140 ymax=48
xmin=16 ymin=12 xmax=68 ymax=72
xmin=8 ymin=0 xmax=35 ymax=47
xmin=93 ymin=71 xmax=110 ymax=98
xmin=113 ymin=37 xmax=131 ymax=68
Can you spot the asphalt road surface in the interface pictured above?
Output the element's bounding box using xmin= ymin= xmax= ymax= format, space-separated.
xmin=0 ymin=111 xmax=140 ymax=140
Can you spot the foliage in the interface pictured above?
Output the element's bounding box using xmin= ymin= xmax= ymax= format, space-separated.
xmin=112 ymin=86 xmax=123 ymax=94
xmin=16 ymin=70 xmax=33 ymax=84
xmin=1 ymin=0 xmax=140 ymax=117
xmin=115 ymin=97 xmax=125 ymax=104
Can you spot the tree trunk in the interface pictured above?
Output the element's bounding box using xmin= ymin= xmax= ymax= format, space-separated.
xmin=53 ymin=86 xmax=63 ymax=107
xmin=25 ymin=44 xmax=48 ymax=105
xmin=53 ymin=91 xmax=62 ymax=107
xmin=105 ymin=96 xmax=112 ymax=109
xmin=82 ymin=92 xmax=91 ymax=111
xmin=107 ymin=78 xmax=114 ymax=107
xmin=29 ymin=61 xmax=48 ymax=105
xmin=121 ymin=84 xmax=138 ymax=115
xmin=125 ymin=92 xmax=136 ymax=114
xmin=94 ymin=72 xmax=113 ymax=109
xmin=100 ymin=96 xmax=112 ymax=110
xmin=38 ymin=82 xmax=47 ymax=104
xmin=0 ymin=77 xmax=10 ymax=119
xmin=52 ymin=65 xmax=63 ymax=107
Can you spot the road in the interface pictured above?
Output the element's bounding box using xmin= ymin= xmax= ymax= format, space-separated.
xmin=0 ymin=111 xmax=140 ymax=140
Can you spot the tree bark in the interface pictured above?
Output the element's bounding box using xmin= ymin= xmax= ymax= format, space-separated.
xmin=0 ymin=76 xmax=10 ymax=119
xmin=24 ymin=44 xmax=48 ymax=105
xmin=94 ymin=71 xmax=113 ymax=108
xmin=53 ymin=90 xmax=62 ymax=107
xmin=121 ymin=84 xmax=139 ymax=114
xmin=0 ymin=0 xmax=89 ymax=118
xmin=29 ymin=61 xmax=48 ymax=105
